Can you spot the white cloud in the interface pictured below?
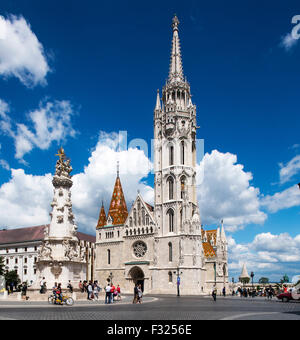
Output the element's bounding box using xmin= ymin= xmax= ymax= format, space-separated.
xmin=0 ymin=14 xmax=50 ymax=87
xmin=0 ymin=159 xmax=10 ymax=171
xmin=0 ymin=99 xmax=77 ymax=161
xmin=197 ymin=150 xmax=267 ymax=229
xmin=228 ymin=232 xmax=300 ymax=280
xmin=261 ymin=184 xmax=300 ymax=213
xmin=279 ymin=155 xmax=300 ymax=184
xmin=0 ymin=132 xmax=153 ymax=233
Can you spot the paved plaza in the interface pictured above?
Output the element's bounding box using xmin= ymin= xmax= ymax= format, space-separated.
xmin=0 ymin=295 xmax=299 ymax=320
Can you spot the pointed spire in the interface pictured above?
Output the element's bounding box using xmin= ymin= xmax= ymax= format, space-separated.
xmin=239 ymin=263 xmax=250 ymax=279
xmin=168 ymin=15 xmax=184 ymax=83
xmin=107 ymin=174 xmax=128 ymax=226
xmin=96 ymin=202 xmax=107 ymax=229
xmin=155 ymin=89 xmax=161 ymax=111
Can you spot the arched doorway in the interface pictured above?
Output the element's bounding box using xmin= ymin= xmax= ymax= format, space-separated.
xmin=129 ymin=266 xmax=145 ymax=292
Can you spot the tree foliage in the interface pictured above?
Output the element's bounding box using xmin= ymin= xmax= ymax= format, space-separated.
xmin=259 ymin=277 xmax=269 ymax=284
xmin=4 ymin=270 xmax=20 ymax=286
xmin=280 ymin=274 xmax=289 ymax=284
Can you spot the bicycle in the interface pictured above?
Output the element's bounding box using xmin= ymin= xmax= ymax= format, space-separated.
xmin=48 ymin=293 xmax=74 ymax=306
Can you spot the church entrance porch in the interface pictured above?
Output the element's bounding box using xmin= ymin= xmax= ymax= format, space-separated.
xmin=128 ymin=266 xmax=145 ymax=292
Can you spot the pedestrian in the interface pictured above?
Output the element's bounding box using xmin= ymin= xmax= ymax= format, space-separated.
xmin=79 ymin=280 xmax=84 ymax=293
xmin=222 ymin=287 xmax=226 ymax=297
xmin=110 ymin=283 xmax=115 ymax=304
xmin=87 ymin=281 xmax=94 ymax=300
xmin=67 ymin=280 xmax=73 ymax=294
xmin=105 ymin=283 xmax=111 ymax=304
xmin=52 ymin=282 xmax=58 ymax=303
xmin=93 ymin=281 xmax=100 ymax=301
xmin=40 ymin=277 xmax=46 ymax=294
xmin=212 ymin=286 xmax=217 ymax=301
xmin=133 ymin=284 xmax=138 ymax=304
xmin=21 ymin=282 xmax=28 ymax=300
xmin=117 ymin=285 xmax=121 ymax=301
xmin=137 ymin=284 xmax=143 ymax=304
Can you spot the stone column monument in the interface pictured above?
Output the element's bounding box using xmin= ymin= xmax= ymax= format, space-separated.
xmin=34 ymin=147 xmax=86 ymax=290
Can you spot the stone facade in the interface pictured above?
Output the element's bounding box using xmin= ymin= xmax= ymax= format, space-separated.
xmin=94 ymin=16 xmax=229 ymax=295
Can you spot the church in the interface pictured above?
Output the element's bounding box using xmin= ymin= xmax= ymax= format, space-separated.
xmin=94 ymin=16 xmax=228 ymax=295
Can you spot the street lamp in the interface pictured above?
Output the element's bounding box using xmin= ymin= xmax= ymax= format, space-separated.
xmin=108 ymin=272 xmax=113 ymax=285
xmin=173 ymin=267 xmax=183 ymax=297
xmin=250 ymin=272 xmax=254 ymax=290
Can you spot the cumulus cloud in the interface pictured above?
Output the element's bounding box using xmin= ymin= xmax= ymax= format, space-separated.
xmin=0 ymin=99 xmax=77 ymax=161
xmin=0 ymin=14 xmax=50 ymax=87
xmin=0 ymin=132 xmax=153 ymax=233
xmin=197 ymin=150 xmax=267 ymax=229
xmin=261 ymin=184 xmax=300 ymax=213
xmin=279 ymin=155 xmax=300 ymax=184
xmin=228 ymin=232 xmax=300 ymax=281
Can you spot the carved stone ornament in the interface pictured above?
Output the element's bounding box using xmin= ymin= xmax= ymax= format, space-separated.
xmin=38 ymin=241 xmax=53 ymax=260
xmin=50 ymin=261 xmax=63 ymax=279
xmin=133 ymin=241 xmax=147 ymax=258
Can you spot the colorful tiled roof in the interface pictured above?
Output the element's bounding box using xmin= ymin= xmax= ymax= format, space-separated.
xmin=202 ymin=242 xmax=216 ymax=258
xmin=107 ymin=175 xmax=128 ymax=226
xmin=96 ymin=204 xmax=107 ymax=229
xmin=206 ymin=229 xmax=217 ymax=246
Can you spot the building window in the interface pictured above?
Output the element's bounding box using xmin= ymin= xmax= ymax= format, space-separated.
xmin=34 ymin=257 xmax=37 ymax=264
xmin=168 ymin=177 xmax=174 ymax=200
xmin=168 ymin=271 xmax=173 ymax=283
xmin=15 ymin=258 xmax=18 ymax=264
xmin=168 ymin=242 xmax=173 ymax=262
xmin=167 ymin=209 xmax=174 ymax=233
xmin=169 ymin=146 xmax=174 ymax=166
xmin=107 ymin=249 xmax=111 ymax=265
xmin=181 ymin=177 xmax=186 ymax=199
xmin=6 ymin=259 xmax=9 ymax=265
xmin=24 ymin=269 xmax=27 ymax=275
xmin=6 ymin=248 xmax=9 ymax=253
xmin=24 ymin=258 xmax=27 ymax=264
xmin=34 ymin=246 xmax=37 ymax=251
xmin=34 ymin=269 xmax=37 ymax=275
xmin=15 ymin=248 xmax=18 ymax=253
xmin=24 ymin=247 xmax=27 ymax=252
xmin=180 ymin=141 xmax=185 ymax=165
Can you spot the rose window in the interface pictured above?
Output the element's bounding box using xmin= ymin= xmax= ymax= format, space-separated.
xmin=133 ymin=241 xmax=147 ymax=258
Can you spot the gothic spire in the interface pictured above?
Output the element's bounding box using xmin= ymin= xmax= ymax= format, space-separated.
xmin=155 ymin=89 xmax=161 ymax=111
xmin=96 ymin=202 xmax=107 ymax=229
xmin=168 ymin=15 xmax=184 ymax=84
xmin=107 ymin=174 xmax=128 ymax=226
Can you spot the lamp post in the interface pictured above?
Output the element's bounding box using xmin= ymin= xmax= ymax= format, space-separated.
xmin=250 ymin=272 xmax=254 ymax=290
xmin=108 ymin=272 xmax=113 ymax=285
xmin=173 ymin=267 xmax=183 ymax=297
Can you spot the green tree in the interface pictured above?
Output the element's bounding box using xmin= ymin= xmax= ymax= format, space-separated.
xmin=259 ymin=277 xmax=269 ymax=284
xmin=4 ymin=270 xmax=20 ymax=287
xmin=240 ymin=277 xmax=250 ymax=285
xmin=280 ymin=274 xmax=289 ymax=284
xmin=0 ymin=256 xmax=5 ymax=276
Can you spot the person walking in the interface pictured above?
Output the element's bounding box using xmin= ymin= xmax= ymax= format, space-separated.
xmin=212 ymin=286 xmax=217 ymax=301
xmin=93 ymin=281 xmax=100 ymax=301
xmin=222 ymin=287 xmax=226 ymax=297
xmin=21 ymin=282 xmax=28 ymax=300
xmin=87 ymin=281 xmax=94 ymax=300
xmin=117 ymin=285 xmax=121 ymax=301
xmin=105 ymin=283 xmax=111 ymax=304
xmin=110 ymin=283 xmax=115 ymax=304
xmin=40 ymin=277 xmax=46 ymax=294
xmin=133 ymin=284 xmax=138 ymax=304
xmin=67 ymin=280 xmax=73 ymax=294
xmin=137 ymin=284 xmax=143 ymax=304
xmin=79 ymin=281 xmax=84 ymax=293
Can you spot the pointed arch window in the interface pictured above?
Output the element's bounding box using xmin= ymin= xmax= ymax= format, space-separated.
xmin=168 ymin=242 xmax=173 ymax=262
xmin=180 ymin=141 xmax=185 ymax=165
xmin=168 ymin=271 xmax=173 ymax=283
xmin=167 ymin=209 xmax=174 ymax=233
xmin=107 ymin=249 xmax=111 ymax=265
xmin=181 ymin=176 xmax=186 ymax=199
xmin=169 ymin=146 xmax=174 ymax=166
xmin=168 ymin=177 xmax=174 ymax=200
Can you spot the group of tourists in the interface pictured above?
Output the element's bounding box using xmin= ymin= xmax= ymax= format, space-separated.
xmin=78 ymin=280 xmax=102 ymax=301
xmin=105 ymin=283 xmax=121 ymax=304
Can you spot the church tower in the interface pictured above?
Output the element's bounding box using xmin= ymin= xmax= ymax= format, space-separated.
xmin=154 ymin=15 xmax=199 ymax=237
xmin=152 ymin=16 xmax=205 ymax=294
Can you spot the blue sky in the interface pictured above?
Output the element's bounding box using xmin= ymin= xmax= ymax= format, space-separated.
xmin=0 ymin=0 xmax=299 ymax=282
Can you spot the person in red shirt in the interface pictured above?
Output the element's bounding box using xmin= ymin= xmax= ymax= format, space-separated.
xmin=110 ymin=284 xmax=115 ymax=303
xmin=117 ymin=285 xmax=121 ymax=301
